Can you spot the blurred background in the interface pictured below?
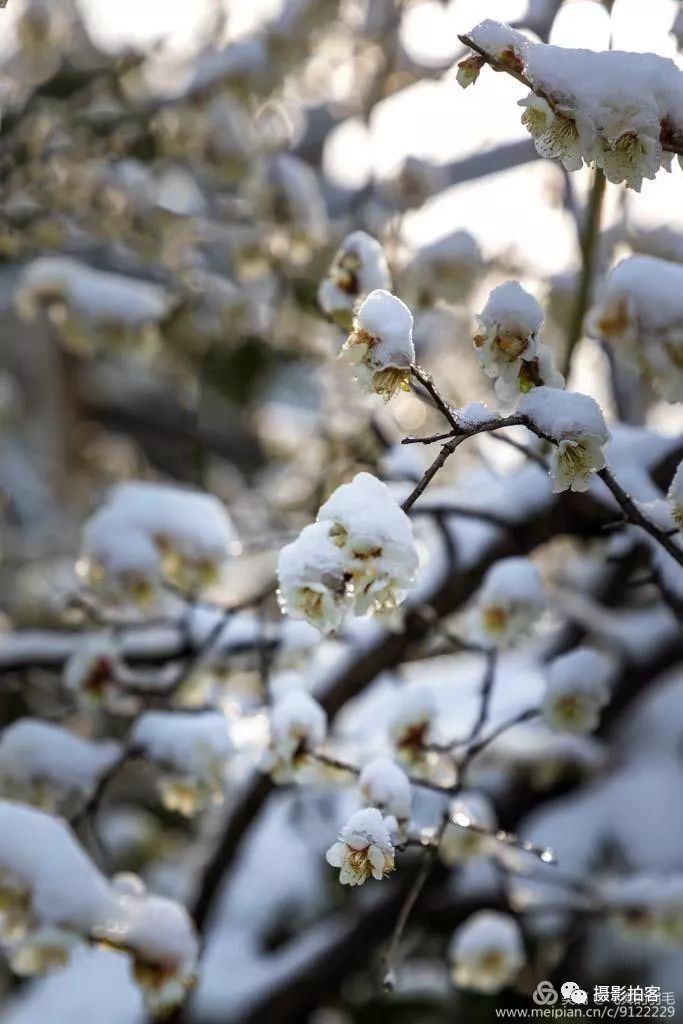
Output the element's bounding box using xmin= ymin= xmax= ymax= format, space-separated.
xmin=0 ymin=0 xmax=682 ymax=1022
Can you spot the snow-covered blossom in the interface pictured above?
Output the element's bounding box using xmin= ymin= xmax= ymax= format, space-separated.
xmin=439 ymin=792 xmax=497 ymax=867
xmin=406 ymin=230 xmax=483 ymax=306
xmin=0 ymin=720 xmax=120 ymax=814
xmin=318 ymin=231 xmax=391 ymax=328
xmin=668 ymin=461 xmax=683 ymax=529
xmin=63 ymin=634 xmax=122 ymax=710
xmin=358 ymin=757 xmax=411 ymax=823
xmin=465 ymin=20 xmax=683 ymax=191
xmin=0 ymin=801 xmax=199 ymax=1014
xmin=277 ymin=473 xmax=419 ymax=632
xmin=542 ymin=648 xmax=611 ymax=734
xmin=470 ymin=557 xmax=544 ymax=648
xmin=325 ymin=808 xmax=395 ymax=886
xmin=449 ymin=910 xmax=525 ymax=994
xmin=473 ymin=282 xmax=562 ymax=401
xmin=388 ymin=683 xmax=436 ymax=761
xmin=79 ymin=482 xmax=238 ymax=604
xmin=587 ymin=256 xmax=683 ymax=402
xmin=340 ymin=289 xmax=415 ymax=401
xmin=519 ymin=386 xmax=610 ymax=493
xmin=131 ymin=711 xmax=231 ymax=816
xmin=263 ymin=689 xmax=327 ymax=783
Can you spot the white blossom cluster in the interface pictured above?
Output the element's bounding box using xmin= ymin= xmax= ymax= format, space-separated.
xmin=79 ymin=480 xmax=239 ymax=605
xmin=462 ymin=20 xmax=683 ymax=191
xmin=473 ymin=281 xmax=563 ymax=401
xmin=542 ymin=648 xmax=612 ymax=734
xmin=277 ymin=472 xmax=419 ymax=633
xmin=340 ymin=289 xmax=416 ymax=401
xmin=587 ymin=256 xmax=683 ymax=402
xmin=0 ymin=801 xmax=198 ymax=1016
xmin=131 ymin=711 xmax=232 ymax=816
xmin=318 ymin=230 xmax=391 ymax=329
xmin=448 ymin=910 xmax=525 ymax=994
xmin=519 ymin=386 xmax=611 ymax=493
xmin=469 ymin=557 xmax=545 ymax=649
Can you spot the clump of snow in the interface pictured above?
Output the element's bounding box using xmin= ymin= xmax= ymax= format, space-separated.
xmin=340 ymin=290 xmax=416 ymax=401
xmin=277 ymin=472 xmax=419 ymax=633
xmin=542 ymin=648 xmax=612 ymax=735
xmin=465 ymin=20 xmax=683 ymax=192
xmin=473 ymin=281 xmax=563 ymax=401
xmin=358 ymin=756 xmax=411 ymax=822
xmin=325 ymin=807 xmax=395 ymax=886
xmin=132 ymin=711 xmax=230 ymax=816
xmin=0 ymin=721 xmax=120 ymax=813
xmin=587 ymin=256 xmax=683 ymax=403
xmin=79 ymin=481 xmax=239 ymax=604
xmin=455 ymin=402 xmax=500 ymax=430
xmin=469 ymin=556 xmax=544 ymax=648
xmin=318 ymin=231 xmax=391 ymax=327
xmin=519 ymin=386 xmax=610 ymax=493
xmin=448 ymin=909 xmax=525 ymax=993
xmin=262 ymin=689 xmax=327 ymax=783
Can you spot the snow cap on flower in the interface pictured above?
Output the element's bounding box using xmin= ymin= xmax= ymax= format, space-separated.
xmin=388 ymin=682 xmax=436 ymax=759
xmin=587 ymin=256 xmax=683 ymax=402
xmin=519 ymin=385 xmax=610 ymax=493
xmin=317 ymin=472 xmax=419 ymax=619
xmin=449 ymin=909 xmax=525 ymax=994
xmin=605 ymin=874 xmax=683 ymax=946
xmin=668 ymin=460 xmax=683 ymax=529
xmin=474 ymin=281 xmax=560 ymax=400
xmin=263 ymin=689 xmax=327 ymax=783
xmin=341 ymin=289 xmax=415 ymax=401
xmin=542 ymin=647 xmax=611 ymax=734
xmin=318 ymin=231 xmax=390 ymax=328
xmin=325 ymin=807 xmax=395 ymax=886
xmin=131 ymin=711 xmax=231 ymax=816
xmin=440 ymin=791 xmax=497 ymax=867
xmin=471 ymin=557 xmax=544 ymax=648
xmin=359 ymin=756 xmax=412 ymax=822
xmin=0 ymin=720 xmax=120 ymax=814
xmin=277 ymin=521 xmax=349 ymax=634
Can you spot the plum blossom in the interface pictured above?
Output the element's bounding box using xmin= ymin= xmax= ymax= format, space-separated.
xmin=520 ymin=95 xmax=591 ymax=172
xmin=318 ymin=231 xmax=391 ymax=329
xmin=388 ymin=683 xmax=436 ymax=762
xmin=519 ymin=386 xmax=610 ymax=493
xmin=470 ymin=557 xmax=544 ymax=648
xmin=277 ymin=473 xmax=419 ymax=633
xmin=325 ymin=808 xmax=395 ymax=886
xmin=473 ymin=282 xmax=562 ymax=401
xmin=340 ymin=289 xmax=415 ymax=401
xmin=542 ymin=648 xmax=611 ymax=734
xmin=263 ymin=689 xmax=327 ymax=783
xmin=449 ymin=910 xmax=525 ymax=994
xmin=358 ymin=756 xmax=412 ymax=823
xmin=63 ymin=634 xmax=122 ymax=710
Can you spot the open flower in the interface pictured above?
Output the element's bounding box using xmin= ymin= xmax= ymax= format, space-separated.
xmin=340 ymin=289 xmax=415 ymax=401
xmin=519 ymin=95 xmax=590 ymax=172
xmin=595 ymin=108 xmax=662 ymax=192
xmin=277 ymin=521 xmax=350 ymax=633
xmin=63 ymin=634 xmax=122 ymax=710
xmin=473 ymin=281 xmax=557 ymax=400
xmin=9 ymin=926 xmax=77 ymax=976
xmin=326 ymin=808 xmax=395 ymax=886
xmin=263 ymin=690 xmax=327 ymax=783
xmin=519 ymin=386 xmax=610 ymax=493
xmin=449 ymin=910 xmax=525 ymax=994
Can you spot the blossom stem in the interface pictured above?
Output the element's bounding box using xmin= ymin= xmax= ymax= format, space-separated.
xmin=562 ymin=166 xmax=606 ymax=379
